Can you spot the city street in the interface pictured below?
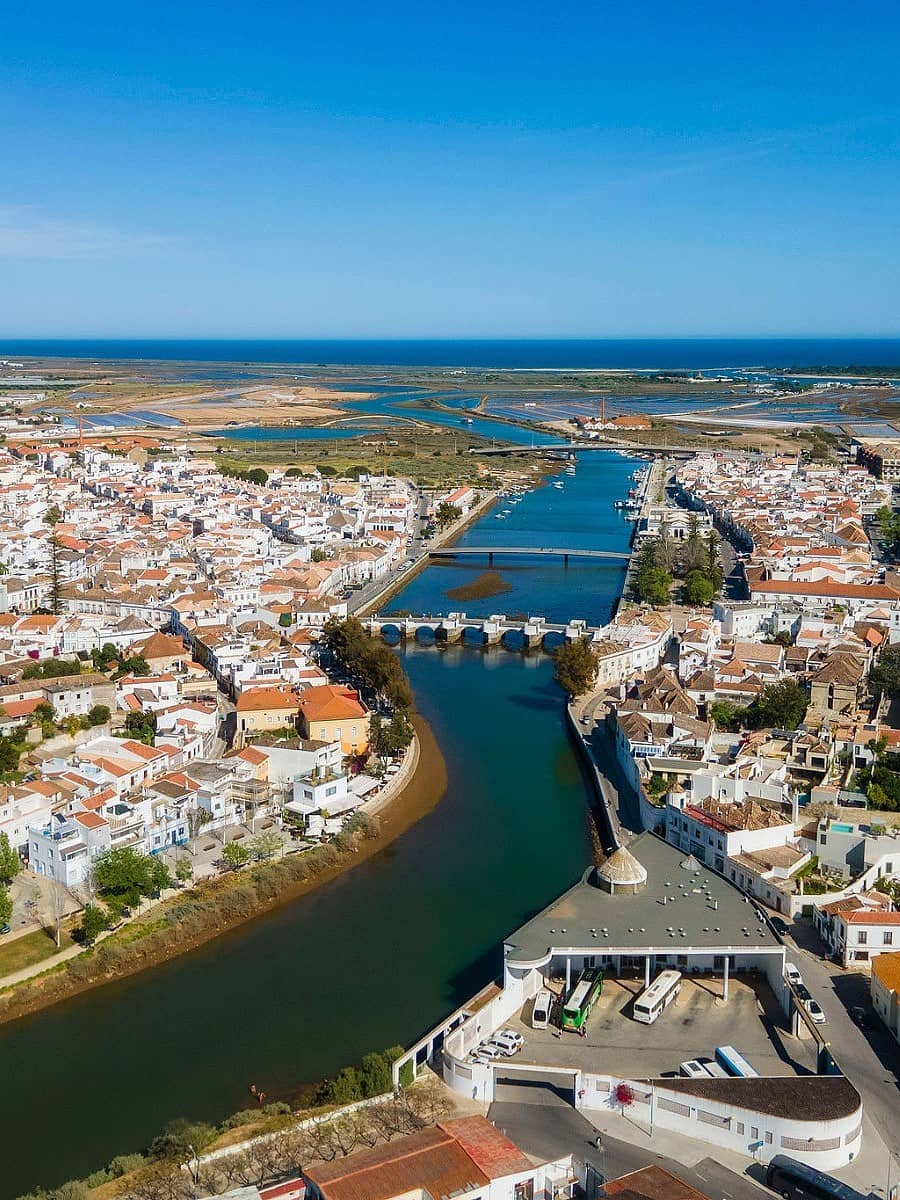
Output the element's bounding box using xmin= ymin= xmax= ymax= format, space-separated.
xmin=780 ymin=918 xmax=900 ymax=1168
xmin=489 ymin=1094 xmax=768 ymax=1200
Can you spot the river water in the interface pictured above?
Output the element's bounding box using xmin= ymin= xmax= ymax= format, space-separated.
xmin=0 ymin=452 xmax=635 ymax=1198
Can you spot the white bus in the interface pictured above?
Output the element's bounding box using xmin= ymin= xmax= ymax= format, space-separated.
xmin=633 ymin=969 xmax=682 ymax=1024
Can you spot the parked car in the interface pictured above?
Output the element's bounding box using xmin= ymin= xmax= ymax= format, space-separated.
xmin=494 ymin=1029 xmax=524 ymax=1053
xmin=795 ymin=983 xmax=812 ymax=1003
xmin=785 ymin=962 xmax=803 ymax=988
xmin=804 ymin=998 xmax=827 ymax=1025
xmin=770 ymin=916 xmax=789 ymax=935
xmin=482 ymin=1039 xmax=516 ymax=1058
xmin=468 ymin=1050 xmax=492 ymax=1066
xmin=850 ymin=1006 xmax=870 ymax=1030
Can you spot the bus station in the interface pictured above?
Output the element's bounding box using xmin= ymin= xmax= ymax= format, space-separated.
xmin=437 ymin=833 xmax=865 ymax=1171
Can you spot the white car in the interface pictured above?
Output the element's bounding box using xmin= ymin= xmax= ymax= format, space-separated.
xmin=804 ymin=998 xmax=827 ymax=1025
xmin=482 ymin=1039 xmax=516 ymax=1058
xmin=785 ymin=962 xmax=803 ymax=988
xmin=493 ymin=1030 xmax=523 ymax=1054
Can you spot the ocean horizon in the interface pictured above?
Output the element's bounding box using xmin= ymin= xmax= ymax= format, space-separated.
xmin=1 ymin=337 xmax=900 ymax=371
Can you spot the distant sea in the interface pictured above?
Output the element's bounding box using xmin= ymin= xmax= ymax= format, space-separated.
xmin=2 ymin=337 xmax=900 ymax=370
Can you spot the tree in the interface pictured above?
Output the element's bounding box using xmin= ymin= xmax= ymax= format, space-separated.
xmin=115 ymin=654 xmax=151 ymax=679
xmin=435 ymin=501 xmax=461 ymax=530
xmin=248 ymin=829 xmax=282 ymax=862
xmin=0 ymin=886 xmax=12 ymax=928
xmin=311 ymin=547 xmax=329 ymax=562
xmin=709 ymin=700 xmax=748 ymax=732
xmin=0 ymin=831 xmax=20 ymax=885
xmin=91 ymin=642 xmax=120 ymax=672
xmin=0 ymin=733 xmax=23 ymax=780
xmin=149 ymin=1117 xmax=217 ymax=1162
xmin=682 ymin=569 xmax=715 ymax=605
xmin=86 ymin=704 xmax=111 ymax=726
xmin=174 ymin=857 xmax=193 ymax=883
xmin=870 ymin=645 xmax=900 ymax=701
xmin=553 ymin=639 xmax=598 ymax=697
xmin=750 ymin=679 xmax=808 ymax=730
xmin=45 ymin=504 xmax=64 ymax=616
xmin=121 ymin=709 xmax=157 ymax=745
xmin=221 ymin=841 xmax=250 ymax=870
xmin=80 ymin=903 xmax=107 ymax=944
xmin=93 ymin=846 xmax=170 ymax=908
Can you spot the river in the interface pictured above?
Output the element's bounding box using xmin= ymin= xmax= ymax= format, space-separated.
xmin=0 ymin=452 xmax=635 ymax=1198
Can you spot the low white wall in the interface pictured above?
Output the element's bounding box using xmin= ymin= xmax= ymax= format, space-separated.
xmin=580 ymin=1075 xmax=862 ymax=1172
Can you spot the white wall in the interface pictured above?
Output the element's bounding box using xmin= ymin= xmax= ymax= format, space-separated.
xmin=580 ymin=1074 xmax=861 ymax=1171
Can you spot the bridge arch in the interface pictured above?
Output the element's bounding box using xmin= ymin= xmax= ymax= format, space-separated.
xmin=378 ymin=622 xmax=402 ymax=644
xmin=542 ymin=630 xmax=566 ymax=653
xmin=415 ymin=624 xmax=437 ymax=645
xmin=461 ymin=625 xmax=487 ymax=647
xmin=501 ymin=628 xmax=526 ymax=652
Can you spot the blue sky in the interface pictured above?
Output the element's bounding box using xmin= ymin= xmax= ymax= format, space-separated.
xmin=2 ymin=1 xmax=899 ymax=337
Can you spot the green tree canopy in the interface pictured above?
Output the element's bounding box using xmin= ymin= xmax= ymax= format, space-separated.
xmin=682 ymin=569 xmax=715 ymax=605
xmin=870 ymin=645 xmax=900 ymax=701
xmin=749 ymin=679 xmax=808 ymax=730
xmin=0 ymin=831 xmax=20 ymax=885
xmin=80 ymin=903 xmax=107 ymax=944
xmin=435 ymin=501 xmax=462 ymax=529
xmin=0 ymin=886 xmax=12 ymax=928
xmin=221 ymin=841 xmax=250 ymax=870
xmin=93 ymin=846 xmax=171 ymax=908
xmin=553 ymin=639 xmax=598 ymax=697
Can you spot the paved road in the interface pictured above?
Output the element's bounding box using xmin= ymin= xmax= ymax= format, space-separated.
xmin=489 ymin=1096 xmax=768 ymax=1200
xmin=782 ymin=919 xmax=900 ymax=1159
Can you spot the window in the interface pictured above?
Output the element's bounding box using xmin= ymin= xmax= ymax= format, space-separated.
xmin=885 ymin=932 xmax=893 ymax=946
xmin=751 ymin=1127 xmax=759 ymax=1140
xmin=736 ymin=1121 xmax=745 ymax=1136
xmin=765 ymin=1131 xmax=773 ymax=1145
xmin=858 ymin=931 xmax=868 ymax=945
xmin=514 ymin=1182 xmax=534 ymax=1200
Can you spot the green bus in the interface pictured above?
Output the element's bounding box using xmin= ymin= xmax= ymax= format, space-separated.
xmin=561 ymin=967 xmax=603 ymax=1031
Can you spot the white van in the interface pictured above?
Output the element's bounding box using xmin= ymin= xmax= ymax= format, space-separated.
xmin=679 ymin=1060 xmax=709 ymax=1080
xmin=532 ymin=990 xmax=552 ymax=1030
xmin=785 ymin=962 xmax=803 ymax=988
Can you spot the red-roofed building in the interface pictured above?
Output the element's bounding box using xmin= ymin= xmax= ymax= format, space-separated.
xmin=298 ymin=684 xmax=369 ymax=755
xmin=303 ymin=1116 xmax=574 ymax=1200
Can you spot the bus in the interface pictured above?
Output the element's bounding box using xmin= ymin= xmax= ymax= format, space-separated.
xmin=715 ymin=1045 xmax=760 ymax=1078
xmin=765 ymin=1156 xmax=869 ymax=1200
xmin=633 ymin=969 xmax=682 ymax=1024
xmin=561 ymin=967 xmax=603 ymax=1031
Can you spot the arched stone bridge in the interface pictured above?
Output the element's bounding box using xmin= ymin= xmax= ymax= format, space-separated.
xmin=364 ymin=611 xmax=606 ymax=649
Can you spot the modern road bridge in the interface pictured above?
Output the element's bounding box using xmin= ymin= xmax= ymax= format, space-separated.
xmin=428 ymin=546 xmax=630 ymax=563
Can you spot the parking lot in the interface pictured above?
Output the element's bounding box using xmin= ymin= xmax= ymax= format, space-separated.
xmin=498 ymin=974 xmax=818 ymax=1080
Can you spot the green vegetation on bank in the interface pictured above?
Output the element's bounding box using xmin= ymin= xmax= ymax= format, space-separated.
xmin=13 ymin=1048 xmax=445 ymax=1200
xmin=0 ymin=812 xmax=380 ymax=1022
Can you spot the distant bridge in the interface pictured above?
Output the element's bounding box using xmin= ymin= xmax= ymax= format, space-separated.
xmin=365 ymin=611 xmax=607 ymax=649
xmin=472 ymin=441 xmax=705 ymax=457
xmin=428 ymin=546 xmax=630 ymax=564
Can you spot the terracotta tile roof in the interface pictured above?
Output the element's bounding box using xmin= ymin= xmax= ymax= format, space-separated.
xmin=298 ymin=684 xmax=367 ymax=722
xmin=235 ymin=686 xmax=298 ymax=713
xmin=872 ymin=951 xmax=900 ymax=994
